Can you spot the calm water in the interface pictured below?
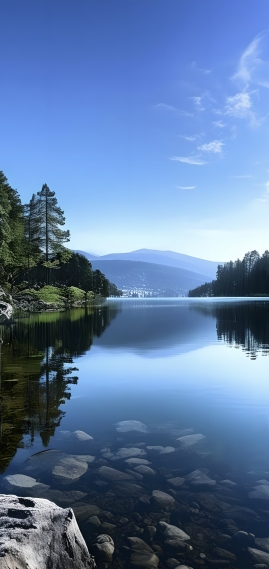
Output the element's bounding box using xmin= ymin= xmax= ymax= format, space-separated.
xmin=1 ymin=298 xmax=269 ymax=567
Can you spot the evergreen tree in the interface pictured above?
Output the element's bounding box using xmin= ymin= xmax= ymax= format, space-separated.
xmin=36 ymin=184 xmax=71 ymax=283
xmin=23 ymin=194 xmax=43 ymax=286
xmin=0 ymin=172 xmax=28 ymax=289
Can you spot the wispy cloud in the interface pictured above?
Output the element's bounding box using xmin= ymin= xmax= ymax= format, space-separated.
xmin=176 ymin=186 xmax=196 ymax=190
xmin=213 ymin=120 xmax=226 ymax=128
xmin=198 ymin=140 xmax=224 ymax=154
xmin=170 ymin=156 xmax=206 ymax=165
xmin=225 ymin=92 xmax=252 ymax=118
xmin=154 ymin=103 xmax=193 ymax=117
xmin=191 ymin=61 xmax=211 ymax=74
xmin=232 ymin=175 xmax=253 ymax=179
xmin=190 ymin=96 xmax=205 ymax=111
xmin=233 ymin=30 xmax=269 ymax=88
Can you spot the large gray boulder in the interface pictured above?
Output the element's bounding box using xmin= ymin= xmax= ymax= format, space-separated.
xmin=0 ymin=494 xmax=96 ymax=569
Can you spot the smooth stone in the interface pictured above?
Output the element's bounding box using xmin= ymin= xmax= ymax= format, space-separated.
xmin=249 ymin=485 xmax=269 ymax=499
xmin=221 ymin=479 xmax=237 ymax=486
xmin=97 ymin=466 xmax=135 ymax=482
xmin=86 ymin=516 xmax=101 ymax=533
xmin=111 ymin=447 xmax=147 ymax=460
xmin=233 ymin=530 xmax=255 ymax=546
xmin=114 ymin=482 xmax=143 ymax=496
xmin=174 ymin=566 xmax=194 ymax=569
xmin=256 ymin=539 xmax=269 ymax=554
xmin=158 ymin=521 xmax=190 ymax=541
xmin=127 ymin=537 xmax=159 ymax=569
xmin=166 ymin=559 xmax=183 ymax=569
xmin=70 ymin=454 xmax=95 ymax=463
xmin=168 ymin=477 xmax=185 ymax=487
xmin=0 ymin=494 xmax=96 ymax=569
xmin=60 ymin=430 xmax=93 ymax=442
xmin=72 ymin=503 xmax=100 ymax=520
xmin=52 ymin=457 xmax=88 ymax=482
xmin=176 ymin=434 xmax=205 ymax=446
xmin=125 ymin=458 xmax=151 ymax=465
xmin=164 ymin=539 xmax=193 ymax=553
xmin=115 ymin=420 xmax=148 ymax=433
xmin=160 ymin=447 xmax=176 ymax=454
xmin=91 ymin=534 xmax=114 ymax=564
xmin=213 ymin=547 xmax=236 ymax=560
xmin=186 ymin=470 xmax=216 ymax=486
xmin=248 ymin=548 xmax=269 ymax=566
xmin=126 ymin=469 xmax=144 ymax=480
xmin=2 ymin=474 xmax=49 ymax=495
xmin=150 ymin=490 xmax=175 ymax=510
xmin=134 ymin=466 xmax=155 ymax=476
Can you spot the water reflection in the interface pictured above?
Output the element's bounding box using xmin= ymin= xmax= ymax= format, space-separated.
xmin=191 ymin=300 xmax=269 ymax=359
xmin=0 ymin=305 xmax=120 ymax=472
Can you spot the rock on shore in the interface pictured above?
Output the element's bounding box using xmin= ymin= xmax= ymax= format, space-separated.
xmin=0 ymin=494 xmax=96 ymax=569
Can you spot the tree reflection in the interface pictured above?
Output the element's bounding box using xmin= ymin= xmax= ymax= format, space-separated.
xmin=192 ymin=301 xmax=269 ymax=359
xmin=0 ymin=305 xmax=119 ymax=472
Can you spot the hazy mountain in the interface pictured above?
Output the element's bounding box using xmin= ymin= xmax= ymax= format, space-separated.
xmin=89 ymin=260 xmax=214 ymax=296
xmin=73 ymin=249 xmax=222 ymax=296
xmin=74 ymin=248 xmax=221 ymax=279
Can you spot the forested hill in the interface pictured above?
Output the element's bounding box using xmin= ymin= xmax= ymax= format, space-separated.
xmin=0 ymin=171 xmax=121 ymax=298
xmin=188 ymin=250 xmax=269 ymax=297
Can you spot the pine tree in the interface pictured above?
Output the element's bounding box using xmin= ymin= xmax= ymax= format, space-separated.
xmin=23 ymin=194 xmax=43 ymax=286
xmin=36 ymin=184 xmax=71 ymax=284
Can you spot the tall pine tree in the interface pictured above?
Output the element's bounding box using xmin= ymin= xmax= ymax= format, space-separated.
xmin=36 ymin=184 xmax=71 ymax=284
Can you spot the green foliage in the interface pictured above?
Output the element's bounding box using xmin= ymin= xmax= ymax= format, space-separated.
xmin=189 ymin=249 xmax=269 ymax=297
xmin=0 ymin=170 xmax=121 ymax=299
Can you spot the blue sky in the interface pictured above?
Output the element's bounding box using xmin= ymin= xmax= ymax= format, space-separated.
xmin=1 ymin=1 xmax=269 ymax=262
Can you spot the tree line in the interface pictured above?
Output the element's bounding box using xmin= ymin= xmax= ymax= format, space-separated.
xmin=0 ymin=170 xmax=121 ymax=296
xmin=188 ymin=250 xmax=269 ymax=297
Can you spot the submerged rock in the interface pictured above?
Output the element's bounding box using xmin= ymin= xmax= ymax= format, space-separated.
xmin=115 ymin=420 xmax=148 ymax=433
xmin=134 ymin=465 xmax=156 ymax=476
xmin=168 ymin=477 xmax=185 ymax=487
xmin=59 ymin=430 xmax=93 ymax=442
xmin=185 ymin=470 xmax=216 ymax=486
xmin=177 ymin=434 xmax=205 ymax=447
xmin=158 ymin=521 xmax=190 ymax=541
xmin=111 ymin=447 xmax=147 ymax=460
xmin=125 ymin=458 xmax=151 ymax=465
xmin=248 ymin=547 xmax=269 ymax=566
xmin=249 ymin=485 xmax=269 ymax=500
xmin=2 ymin=474 xmax=49 ymax=495
xmin=126 ymin=537 xmax=159 ymax=569
xmin=91 ymin=534 xmax=114 ymax=565
xmin=150 ymin=490 xmax=175 ymax=510
xmin=0 ymin=494 xmax=96 ymax=569
xmin=52 ymin=456 xmax=88 ymax=483
xmin=97 ymin=466 xmax=135 ymax=482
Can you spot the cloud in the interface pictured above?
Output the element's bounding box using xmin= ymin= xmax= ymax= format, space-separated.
xmin=170 ymin=156 xmax=206 ymax=165
xmin=225 ymin=91 xmax=264 ymax=126
xmin=176 ymin=186 xmax=196 ymax=190
xmin=253 ymin=180 xmax=269 ymax=203
xmin=233 ymin=30 xmax=269 ymax=88
xmin=213 ymin=120 xmax=226 ymax=128
xmin=191 ymin=96 xmax=205 ymax=111
xmin=198 ymin=140 xmax=224 ymax=154
xmin=191 ymin=61 xmax=212 ymax=74
xmin=232 ymin=175 xmax=253 ymax=179
xmin=154 ymin=103 xmax=193 ymax=117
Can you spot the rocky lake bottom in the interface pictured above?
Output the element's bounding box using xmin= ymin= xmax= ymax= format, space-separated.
xmin=2 ymin=419 xmax=269 ymax=569
xmin=1 ymin=299 xmax=269 ymax=569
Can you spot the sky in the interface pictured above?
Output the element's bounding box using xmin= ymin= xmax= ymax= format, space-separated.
xmin=1 ymin=0 xmax=269 ymax=262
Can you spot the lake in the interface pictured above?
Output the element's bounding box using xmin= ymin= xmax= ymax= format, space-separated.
xmin=1 ymin=298 xmax=269 ymax=568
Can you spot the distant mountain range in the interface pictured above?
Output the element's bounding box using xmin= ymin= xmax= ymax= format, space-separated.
xmin=74 ymin=249 xmax=223 ymax=296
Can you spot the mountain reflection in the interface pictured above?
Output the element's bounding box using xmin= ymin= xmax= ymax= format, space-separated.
xmin=192 ymin=301 xmax=269 ymax=359
xmin=0 ymin=305 xmax=119 ymax=472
